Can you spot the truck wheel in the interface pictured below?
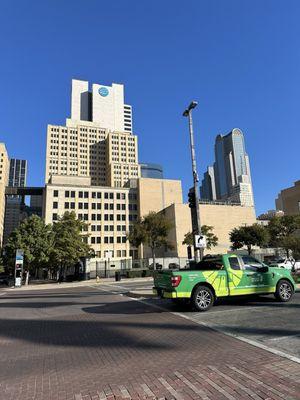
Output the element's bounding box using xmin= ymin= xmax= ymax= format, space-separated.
xmin=192 ymin=286 xmax=214 ymax=312
xmin=275 ymin=280 xmax=294 ymax=302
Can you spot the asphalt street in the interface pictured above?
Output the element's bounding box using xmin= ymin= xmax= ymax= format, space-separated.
xmin=97 ymin=279 xmax=300 ymax=359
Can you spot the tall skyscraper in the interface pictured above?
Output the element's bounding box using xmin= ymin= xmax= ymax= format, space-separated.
xmin=200 ymin=128 xmax=254 ymax=207
xmin=3 ymin=158 xmax=28 ymax=244
xmin=70 ymin=79 xmax=133 ymax=133
xmin=140 ymin=163 xmax=163 ymax=179
xmin=45 ymin=79 xmax=139 ymax=187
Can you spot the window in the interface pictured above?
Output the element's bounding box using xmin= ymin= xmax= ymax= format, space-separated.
xmin=53 ymin=190 xmax=59 ymax=197
xmin=79 ymin=191 xmax=83 ymax=198
xmin=53 ymin=201 xmax=58 ymax=209
xmin=241 ymin=256 xmax=264 ymax=272
xmin=71 ymin=191 xmax=75 ymax=198
xmin=65 ymin=191 xmax=70 ymax=197
xmin=109 ymin=237 xmax=114 ymax=243
xmin=104 ymin=237 xmax=109 ymax=244
xmin=109 ymin=193 xmax=114 ymax=199
xmin=65 ymin=202 xmax=69 ymax=209
xmin=70 ymin=202 xmax=75 ymax=209
xmin=78 ymin=203 xmax=83 ymax=209
xmin=52 ymin=213 xmax=58 ymax=221
xmin=195 ymin=257 xmax=224 ymax=271
xmin=228 ymin=257 xmax=241 ymax=271
xmin=104 ymin=203 xmax=109 ymax=210
xmin=84 ymin=203 xmax=89 ymax=209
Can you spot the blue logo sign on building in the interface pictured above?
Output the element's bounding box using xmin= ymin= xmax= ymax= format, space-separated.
xmin=98 ymin=87 xmax=109 ymax=97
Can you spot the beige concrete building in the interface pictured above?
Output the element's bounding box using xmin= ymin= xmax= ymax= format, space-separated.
xmin=0 ymin=143 xmax=9 ymax=246
xmin=276 ymin=181 xmax=300 ymax=215
xmin=155 ymin=202 xmax=256 ymax=258
xmin=44 ymin=175 xmax=139 ymax=259
xmin=137 ymin=177 xmax=183 ymax=217
xmin=45 ymin=124 xmax=140 ymax=187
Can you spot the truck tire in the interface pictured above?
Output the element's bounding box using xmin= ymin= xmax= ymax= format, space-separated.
xmin=275 ymin=280 xmax=294 ymax=302
xmin=192 ymin=285 xmax=214 ymax=312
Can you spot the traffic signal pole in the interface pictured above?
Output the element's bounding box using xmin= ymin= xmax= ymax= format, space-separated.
xmin=183 ymin=102 xmax=202 ymax=262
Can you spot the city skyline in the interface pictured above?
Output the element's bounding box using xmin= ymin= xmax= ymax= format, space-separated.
xmin=1 ymin=1 xmax=300 ymax=215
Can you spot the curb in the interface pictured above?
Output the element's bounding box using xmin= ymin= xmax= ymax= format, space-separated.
xmin=126 ymin=290 xmax=155 ymax=299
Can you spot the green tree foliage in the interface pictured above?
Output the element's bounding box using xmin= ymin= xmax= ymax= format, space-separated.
xmin=230 ymin=224 xmax=270 ymax=255
xmin=4 ymin=215 xmax=53 ymax=277
xmin=182 ymin=225 xmax=218 ymax=250
xmin=127 ymin=211 xmax=173 ymax=268
xmin=267 ymin=215 xmax=300 ymax=256
xmin=51 ymin=212 xmax=92 ymax=277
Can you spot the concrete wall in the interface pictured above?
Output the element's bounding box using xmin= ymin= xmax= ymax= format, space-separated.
xmin=138 ymin=178 xmax=183 ymax=217
xmin=158 ymin=203 xmax=257 ymax=257
xmin=276 ymin=180 xmax=300 ymax=215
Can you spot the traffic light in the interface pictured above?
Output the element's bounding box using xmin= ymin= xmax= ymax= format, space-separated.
xmin=188 ymin=187 xmax=196 ymax=208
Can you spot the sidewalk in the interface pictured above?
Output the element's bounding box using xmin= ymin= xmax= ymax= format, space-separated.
xmin=1 ymin=276 xmax=153 ymax=292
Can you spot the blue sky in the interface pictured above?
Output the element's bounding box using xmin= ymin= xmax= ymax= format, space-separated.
xmin=1 ymin=0 xmax=299 ymax=215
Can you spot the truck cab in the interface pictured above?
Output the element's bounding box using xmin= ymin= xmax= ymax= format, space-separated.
xmin=153 ymin=254 xmax=296 ymax=311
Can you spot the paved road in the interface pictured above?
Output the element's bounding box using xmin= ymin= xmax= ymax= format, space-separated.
xmin=0 ymin=284 xmax=299 ymax=400
xmin=103 ymin=280 xmax=300 ymax=359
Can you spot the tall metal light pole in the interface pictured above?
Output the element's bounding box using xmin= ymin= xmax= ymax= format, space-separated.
xmin=183 ymin=101 xmax=202 ymax=262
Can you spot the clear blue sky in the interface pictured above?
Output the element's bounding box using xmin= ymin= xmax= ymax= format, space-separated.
xmin=1 ymin=0 xmax=299 ymax=215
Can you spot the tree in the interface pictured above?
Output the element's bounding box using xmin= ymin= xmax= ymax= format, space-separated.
xmin=182 ymin=225 xmax=218 ymax=250
xmin=4 ymin=215 xmax=53 ymax=282
xmin=51 ymin=212 xmax=92 ymax=279
xmin=230 ymin=224 xmax=270 ymax=255
xmin=267 ymin=215 xmax=300 ymax=257
xmin=127 ymin=211 xmax=173 ymax=268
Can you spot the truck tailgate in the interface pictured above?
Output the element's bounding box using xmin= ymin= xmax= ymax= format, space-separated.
xmin=153 ymin=270 xmax=173 ymax=291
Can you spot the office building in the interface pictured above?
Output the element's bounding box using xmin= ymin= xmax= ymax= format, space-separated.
xmin=0 ymin=144 xmax=9 ymax=246
xmin=45 ymin=79 xmax=140 ymax=187
xmin=276 ymin=180 xmax=300 ymax=215
xmin=8 ymin=159 xmax=27 ymax=187
xmin=200 ymin=128 xmax=254 ymax=207
xmin=140 ymin=163 xmax=163 ymax=179
xmin=3 ymin=159 xmax=28 ymax=244
xmin=71 ymin=79 xmax=133 ymax=133
xmin=44 ymin=175 xmax=139 ymax=259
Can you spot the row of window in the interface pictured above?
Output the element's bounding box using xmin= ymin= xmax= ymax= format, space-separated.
xmin=53 ymin=190 xmax=127 ymax=200
xmin=89 ymin=236 xmax=127 ymax=244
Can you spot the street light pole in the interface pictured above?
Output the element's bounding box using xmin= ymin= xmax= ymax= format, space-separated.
xmin=183 ymin=101 xmax=202 ymax=262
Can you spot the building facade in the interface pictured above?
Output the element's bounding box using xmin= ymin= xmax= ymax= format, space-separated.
xmin=70 ymin=79 xmax=133 ymax=133
xmin=155 ymin=202 xmax=256 ymax=258
xmin=8 ymin=159 xmax=27 ymax=187
xmin=275 ymin=180 xmax=300 ymax=215
xmin=200 ymin=128 xmax=254 ymax=207
xmin=44 ymin=175 xmax=138 ymax=259
xmin=0 ymin=143 xmax=9 ymax=246
xmin=140 ymin=163 xmax=163 ymax=179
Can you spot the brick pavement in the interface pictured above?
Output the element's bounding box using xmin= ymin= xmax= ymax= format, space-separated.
xmin=0 ymin=286 xmax=299 ymax=400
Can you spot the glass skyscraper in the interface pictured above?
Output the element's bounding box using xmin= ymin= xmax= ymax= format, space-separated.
xmin=200 ymin=128 xmax=254 ymax=207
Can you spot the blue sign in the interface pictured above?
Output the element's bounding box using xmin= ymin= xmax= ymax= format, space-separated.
xmin=98 ymin=87 xmax=109 ymax=97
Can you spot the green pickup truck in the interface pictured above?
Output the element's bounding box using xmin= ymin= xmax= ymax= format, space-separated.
xmin=153 ymin=254 xmax=296 ymax=311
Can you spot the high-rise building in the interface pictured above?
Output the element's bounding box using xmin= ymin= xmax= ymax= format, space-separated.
xmin=140 ymin=163 xmax=163 ymax=179
xmin=0 ymin=143 xmax=10 ymax=246
xmin=3 ymin=158 xmax=28 ymax=244
xmin=8 ymin=159 xmax=27 ymax=187
xmin=45 ymin=79 xmax=140 ymax=187
xmin=70 ymin=79 xmax=133 ymax=133
xmin=200 ymin=128 xmax=254 ymax=207
xmin=275 ymin=180 xmax=300 ymax=215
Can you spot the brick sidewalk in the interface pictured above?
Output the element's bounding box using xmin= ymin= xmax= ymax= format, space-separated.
xmin=0 ymin=286 xmax=299 ymax=400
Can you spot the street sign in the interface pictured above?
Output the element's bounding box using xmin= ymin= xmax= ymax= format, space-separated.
xmin=195 ymin=235 xmax=207 ymax=249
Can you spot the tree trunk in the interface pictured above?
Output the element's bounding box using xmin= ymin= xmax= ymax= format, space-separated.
xmin=247 ymin=245 xmax=252 ymax=255
xmin=151 ymin=247 xmax=156 ymax=270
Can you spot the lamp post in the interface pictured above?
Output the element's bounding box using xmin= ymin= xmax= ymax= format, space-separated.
xmin=183 ymin=101 xmax=202 ymax=262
